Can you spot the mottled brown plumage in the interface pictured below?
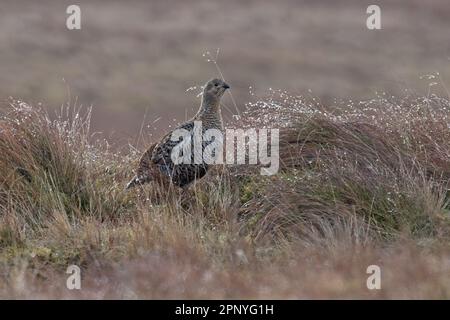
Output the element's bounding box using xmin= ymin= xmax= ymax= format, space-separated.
xmin=126 ymin=78 xmax=230 ymax=189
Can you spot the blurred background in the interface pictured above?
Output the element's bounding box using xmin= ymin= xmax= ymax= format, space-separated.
xmin=1 ymin=0 xmax=449 ymax=143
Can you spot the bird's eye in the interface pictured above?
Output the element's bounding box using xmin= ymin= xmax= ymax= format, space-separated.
xmin=214 ymin=83 xmax=218 ymax=87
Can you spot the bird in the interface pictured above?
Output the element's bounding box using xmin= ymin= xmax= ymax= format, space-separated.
xmin=126 ymin=78 xmax=230 ymax=190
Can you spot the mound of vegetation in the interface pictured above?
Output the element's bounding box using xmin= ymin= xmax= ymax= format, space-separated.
xmin=239 ymin=92 xmax=450 ymax=245
xmin=0 ymin=92 xmax=449 ymax=297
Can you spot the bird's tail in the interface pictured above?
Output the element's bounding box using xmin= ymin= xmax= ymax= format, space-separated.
xmin=125 ymin=175 xmax=151 ymax=190
xmin=125 ymin=177 xmax=138 ymax=190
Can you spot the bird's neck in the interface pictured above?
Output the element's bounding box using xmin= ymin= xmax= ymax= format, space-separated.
xmin=195 ymin=94 xmax=222 ymax=128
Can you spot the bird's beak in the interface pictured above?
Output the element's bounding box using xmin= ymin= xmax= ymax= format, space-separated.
xmin=223 ymin=83 xmax=230 ymax=89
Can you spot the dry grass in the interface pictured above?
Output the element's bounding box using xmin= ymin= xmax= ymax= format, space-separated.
xmin=1 ymin=91 xmax=450 ymax=299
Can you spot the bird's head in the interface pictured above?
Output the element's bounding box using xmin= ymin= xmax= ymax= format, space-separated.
xmin=203 ymin=78 xmax=230 ymax=99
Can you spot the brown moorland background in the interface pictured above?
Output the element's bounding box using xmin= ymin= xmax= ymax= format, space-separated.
xmin=1 ymin=0 xmax=450 ymax=141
